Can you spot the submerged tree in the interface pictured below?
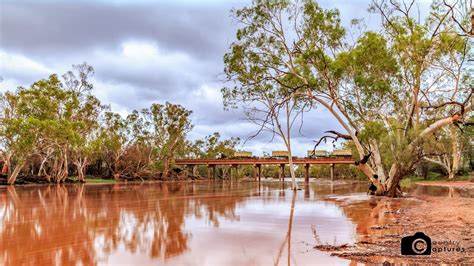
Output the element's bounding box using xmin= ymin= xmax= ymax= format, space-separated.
xmin=0 ymin=91 xmax=39 ymax=184
xmin=224 ymin=0 xmax=472 ymax=196
xmin=222 ymin=71 xmax=310 ymax=189
xmin=223 ymin=1 xmax=313 ymax=190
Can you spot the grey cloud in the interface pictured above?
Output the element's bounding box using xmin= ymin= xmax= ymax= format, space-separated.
xmin=0 ymin=0 xmax=389 ymax=155
xmin=0 ymin=2 xmax=240 ymax=61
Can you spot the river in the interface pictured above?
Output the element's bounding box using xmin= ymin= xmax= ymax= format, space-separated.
xmin=0 ymin=180 xmax=472 ymax=265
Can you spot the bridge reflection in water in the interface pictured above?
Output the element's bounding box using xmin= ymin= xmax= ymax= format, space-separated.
xmin=0 ymin=181 xmax=382 ymax=266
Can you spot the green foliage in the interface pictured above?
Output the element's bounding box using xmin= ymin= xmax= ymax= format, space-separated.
xmin=225 ymin=0 xmax=471 ymax=193
xmin=358 ymin=121 xmax=388 ymax=143
xmin=0 ymin=64 xmax=200 ymax=183
xmin=191 ymin=132 xmax=240 ymax=159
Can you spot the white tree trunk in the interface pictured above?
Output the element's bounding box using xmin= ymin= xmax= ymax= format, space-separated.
xmin=7 ymin=161 xmax=25 ymax=185
xmin=287 ymin=149 xmax=298 ymax=190
xmin=370 ymin=140 xmax=387 ymax=183
xmin=451 ymin=134 xmax=460 ymax=179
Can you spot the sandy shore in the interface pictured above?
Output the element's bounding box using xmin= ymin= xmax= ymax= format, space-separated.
xmin=316 ymin=193 xmax=474 ymax=264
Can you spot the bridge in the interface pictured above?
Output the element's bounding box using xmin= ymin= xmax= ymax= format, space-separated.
xmin=175 ymin=157 xmax=355 ymax=182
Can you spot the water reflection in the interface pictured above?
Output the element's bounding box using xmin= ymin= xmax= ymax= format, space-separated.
xmin=406 ymin=184 xmax=474 ymax=198
xmin=3 ymin=181 xmax=470 ymax=265
xmin=1 ymin=182 xmax=367 ymax=265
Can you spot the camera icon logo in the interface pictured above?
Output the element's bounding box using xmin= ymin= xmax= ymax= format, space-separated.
xmin=401 ymin=232 xmax=432 ymax=256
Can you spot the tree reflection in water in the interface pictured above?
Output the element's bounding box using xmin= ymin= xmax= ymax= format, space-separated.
xmin=0 ymin=182 xmax=249 ymax=266
xmin=274 ymin=191 xmax=297 ymax=266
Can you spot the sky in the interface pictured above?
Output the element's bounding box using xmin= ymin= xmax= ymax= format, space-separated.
xmin=0 ymin=0 xmax=432 ymax=156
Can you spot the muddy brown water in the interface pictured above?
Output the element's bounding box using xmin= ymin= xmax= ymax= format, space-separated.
xmin=0 ymin=181 xmax=472 ymax=265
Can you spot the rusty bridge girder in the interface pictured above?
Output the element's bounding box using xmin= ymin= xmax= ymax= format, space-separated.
xmin=175 ymin=157 xmax=354 ymax=166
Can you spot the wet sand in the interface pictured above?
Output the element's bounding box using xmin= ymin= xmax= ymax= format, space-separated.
xmin=318 ymin=189 xmax=474 ymax=264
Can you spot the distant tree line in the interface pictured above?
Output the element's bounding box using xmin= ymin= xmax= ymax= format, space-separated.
xmin=0 ymin=63 xmax=240 ymax=185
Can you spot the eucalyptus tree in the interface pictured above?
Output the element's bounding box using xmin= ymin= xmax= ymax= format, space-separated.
xmin=222 ymin=74 xmax=309 ymax=189
xmin=1 ymin=64 xmax=104 ymax=184
xmin=142 ymin=102 xmax=193 ymax=177
xmin=224 ymin=0 xmax=472 ymax=196
xmin=62 ymin=63 xmax=103 ymax=182
xmin=195 ymin=132 xmax=240 ymax=158
xmin=11 ymin=74 xmax=74 ymax=183
xmin=95 ymin=111 xmax=136 ymax=179
xmin=422 ymin=125 xmax=462 ymax=179
xmin=441 ymin=0 xmax=473 ymax=37
xmin=0 ymin=91 xmax=39 ymax=184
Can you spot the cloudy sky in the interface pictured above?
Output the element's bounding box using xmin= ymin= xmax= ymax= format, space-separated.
xmin=0 ymin=0 xmax=432 ymax=156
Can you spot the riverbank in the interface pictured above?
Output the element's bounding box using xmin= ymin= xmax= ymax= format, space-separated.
xmin=316 ymin=193 xmax=474 ymax=264
xmin=415 ymin=181 xmax=474 ymax=188
xmin=0 ymin=174 xmax=194 ymax=185
xmin=1 ymin=174 xmax=367 ymax=186
xmin=400 ymin=173 xmax=471 ymax=188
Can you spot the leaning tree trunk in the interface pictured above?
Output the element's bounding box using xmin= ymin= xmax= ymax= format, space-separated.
xmin=59 ymin=150 xmax=69 ymax=183
xmin=75 ymin=158 xmax=88 ymax=183
xmin=7 ymin=161 xmax=25 ymax=185
xmin=385 ymin=163 xmax=403 ymax=197
xmin=37 ymin=155 xmax=49 ymax=177
xmin=2 ymin=153 xmax=11 ymax=175
xmin=1 ymin=161 xmax=9 ymax=175
xmin=163 ymin=158 xmax=170 ymax=179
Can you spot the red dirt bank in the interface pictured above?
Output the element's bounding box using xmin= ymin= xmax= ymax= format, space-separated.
xmin=317 ymin=195 xmax=474 ymax=264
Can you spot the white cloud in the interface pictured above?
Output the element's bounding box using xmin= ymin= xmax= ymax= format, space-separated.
xmin=0 ymin=78 xmax=21 ymax=93
xmin=0 ymin=50 xmax=53 ymax=86
xmin=119 ymin=40 xmax=192 ymax=67
xmin=192 ymin=84 xmax=222 ymax=102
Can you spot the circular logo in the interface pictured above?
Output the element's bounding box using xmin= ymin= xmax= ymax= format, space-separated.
xmin=412 ymin=238 xmax=428 ymax=254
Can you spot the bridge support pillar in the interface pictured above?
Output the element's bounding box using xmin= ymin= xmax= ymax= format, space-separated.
xmin=304 ymin=164 xmax=310 ymax=183
xmin=256 ymin=164 xmax=261 ymax=182
xmin=252 ymin=165 xmax=257 ymax=181
xmin=330 ymin=163 xmax=334 ymax=181
xmin=279 ymin=164 xmax=285 ymax=182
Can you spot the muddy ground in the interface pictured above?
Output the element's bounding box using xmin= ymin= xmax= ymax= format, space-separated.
xmin=317 ymin=189 xmax=474 ymax=264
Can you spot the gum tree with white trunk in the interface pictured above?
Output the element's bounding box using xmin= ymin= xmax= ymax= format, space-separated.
xmin=223 ymin=0 xmax=472 ymax=196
